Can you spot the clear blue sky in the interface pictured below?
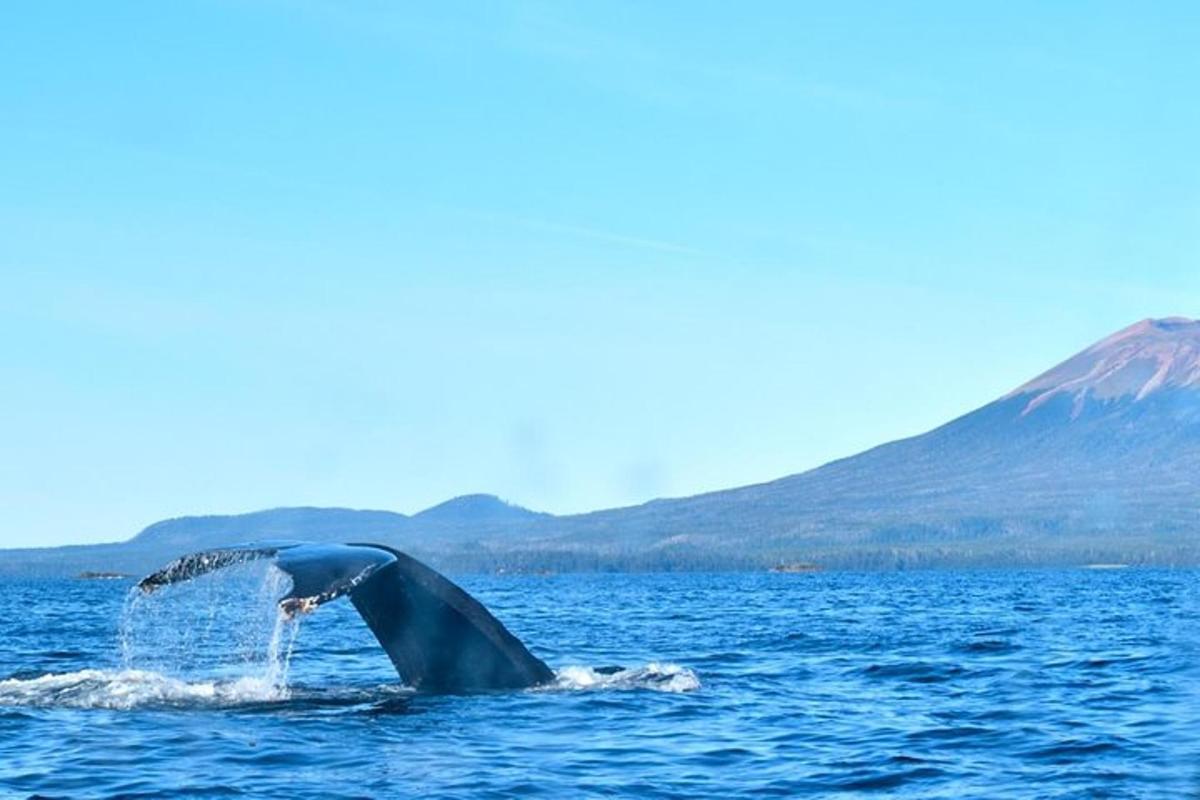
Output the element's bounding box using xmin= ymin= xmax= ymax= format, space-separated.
xmin=2 ymin=2 xmax=1197 ymax=546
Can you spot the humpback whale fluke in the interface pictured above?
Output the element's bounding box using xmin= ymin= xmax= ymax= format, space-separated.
xmin=137 ymin=542 xmax=555 ymax=692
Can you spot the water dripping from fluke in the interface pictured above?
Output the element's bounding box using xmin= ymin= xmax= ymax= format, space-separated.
xmin=113 ymin=559 xmax=304 ymax=704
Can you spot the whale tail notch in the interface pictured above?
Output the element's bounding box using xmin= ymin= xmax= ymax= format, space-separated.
xmin=137 ymin=541 xmax=554 ymax=692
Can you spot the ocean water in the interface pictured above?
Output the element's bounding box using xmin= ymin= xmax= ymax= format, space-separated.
xmin=0 ymin=568 xmax=1195 ymax=798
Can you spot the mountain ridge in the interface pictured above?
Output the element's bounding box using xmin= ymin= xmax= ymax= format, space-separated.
xmin=5 ymin=317 xmax=1200 ymax=574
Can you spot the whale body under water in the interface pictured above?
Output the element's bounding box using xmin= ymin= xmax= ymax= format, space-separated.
xmin=137 ymin=542 xmax=555 ymax=692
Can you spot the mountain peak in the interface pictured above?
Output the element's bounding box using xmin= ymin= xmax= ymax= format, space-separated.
xmin=414 ymin=494 xmax=543 ymax=524
xmin=1009 ymin=316 xmax=1200 ymax=414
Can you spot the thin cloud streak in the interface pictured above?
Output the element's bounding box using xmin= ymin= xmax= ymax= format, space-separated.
xmin=457 ymin=208 xmax=713 ymax=258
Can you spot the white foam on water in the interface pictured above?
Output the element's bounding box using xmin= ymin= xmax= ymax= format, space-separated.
xmin=0 ymin=668 xmax=289 ymax=710
xmin=549 ymin=662 xmax=701 ymax=693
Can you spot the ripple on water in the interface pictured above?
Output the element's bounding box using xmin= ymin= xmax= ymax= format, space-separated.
xmin=1025 ymin=737 xmax=1129 ymax=763
xmin=833 ymin=765 xmax=948 ymax=792
xmin=860 ymin=661 xmax=969 ymax=684
xmin=955 ymin=638 xmax=1020 ymax=655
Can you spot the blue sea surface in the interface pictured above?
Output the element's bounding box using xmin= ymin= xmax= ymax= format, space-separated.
xmin=0 ymin=569 xmax=1196 ymax=798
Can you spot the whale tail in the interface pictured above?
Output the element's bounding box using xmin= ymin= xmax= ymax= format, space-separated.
xmin=137 ymin=541 xmax=554 ymax=692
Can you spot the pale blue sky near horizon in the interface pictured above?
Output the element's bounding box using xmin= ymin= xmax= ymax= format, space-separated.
xmin=2 ymin=2 xmax=1198 ymax=546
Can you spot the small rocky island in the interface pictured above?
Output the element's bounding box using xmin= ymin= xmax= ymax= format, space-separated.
xmin=770 ymin=562 xmax=822 ymax=573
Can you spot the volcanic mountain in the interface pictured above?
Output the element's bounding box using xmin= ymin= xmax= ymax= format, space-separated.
xmin=543 ymin=316 xmax=1200 ymax=568
xmin=3 ymin=317 xmax=1199 ymax=573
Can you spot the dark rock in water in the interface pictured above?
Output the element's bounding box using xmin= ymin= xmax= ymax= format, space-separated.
xmin=770 ymin=563 xmax=823 ymax=573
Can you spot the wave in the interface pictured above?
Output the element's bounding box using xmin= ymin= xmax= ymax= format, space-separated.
xmin=0 ymin=669 xmax=289 ymax=710
xmin=549 ymin=662 xmax=701 ymax=693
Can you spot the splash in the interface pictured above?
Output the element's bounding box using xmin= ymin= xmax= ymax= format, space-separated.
xmin=549 ymin=662 xmax=701 ymax=693
xmin=0 ymin=668 xmax=290 ymax=710
xmin=116 ymin=560 xmax=301 ymax=699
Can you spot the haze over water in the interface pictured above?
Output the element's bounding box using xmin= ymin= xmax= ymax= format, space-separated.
xmin=0 ymin=569 xmax=1194 ymax=798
